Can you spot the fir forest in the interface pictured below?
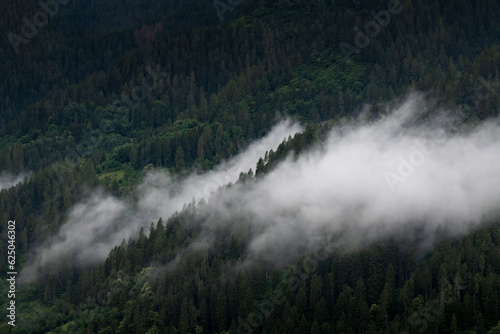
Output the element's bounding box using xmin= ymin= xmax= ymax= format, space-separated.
xmin=1 ymin=0 xmax=500 ymax=333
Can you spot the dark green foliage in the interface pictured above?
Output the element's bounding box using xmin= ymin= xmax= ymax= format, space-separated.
xmin=21 ymin=212 xmax=500 ymax=333
xmin=0 ymin=0 xmax=500 ymax=332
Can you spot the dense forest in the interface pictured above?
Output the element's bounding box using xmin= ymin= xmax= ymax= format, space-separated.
xmin=0 ymin=0 xmax=500 ymax=333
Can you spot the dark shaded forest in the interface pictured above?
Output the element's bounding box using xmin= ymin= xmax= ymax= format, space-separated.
xmin=0 ymin=0 xmax=500 ymax=333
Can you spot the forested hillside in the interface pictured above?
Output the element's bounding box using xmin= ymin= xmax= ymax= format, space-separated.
xmin=0 ymin=0 xmax=500 ymax=333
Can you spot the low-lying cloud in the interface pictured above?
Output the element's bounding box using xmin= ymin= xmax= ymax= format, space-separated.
xmin=21 ymin=93 xmax=500 ymax=281
xmin=203 ymin=94 xmax=500 ymax=264
xmin=0 ymin=173 xmax=29 ymax=190
xmin=20 ymin=120 xmax=303 ymax=282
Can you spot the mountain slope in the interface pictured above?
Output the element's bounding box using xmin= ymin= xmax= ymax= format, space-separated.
xmin=0 ymin=0 xmax=500 ymax=333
